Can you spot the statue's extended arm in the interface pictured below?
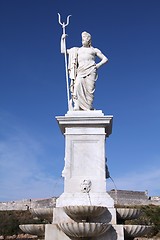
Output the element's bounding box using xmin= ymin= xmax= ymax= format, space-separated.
xmin=95 ymin=48 xmax=108 ymax=69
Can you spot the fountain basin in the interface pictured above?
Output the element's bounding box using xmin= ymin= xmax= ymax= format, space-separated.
xmin=58 ymin=222 xmax=111 ymax=238
xmin=63 ymin=205 xmax=107 ymax=221
xmin=124 ymin=225 xmax=152 ymax=238
xmin=116 ymin=208 xmax=141 ymax=220
xmin=19 ymin=224 xmax=45 ymax=236
xmin=30 ymin=208 xmax=53 ymax=222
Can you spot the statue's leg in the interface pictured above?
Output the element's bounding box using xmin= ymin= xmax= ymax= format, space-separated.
xmin=74 ymin=99 xmax=80 ymax=110
xmin=73 ymin=76 xmax=81 ymax=110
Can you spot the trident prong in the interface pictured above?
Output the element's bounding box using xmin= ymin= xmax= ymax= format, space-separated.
xmin=58 ymin=13 xmax=72 ymax=28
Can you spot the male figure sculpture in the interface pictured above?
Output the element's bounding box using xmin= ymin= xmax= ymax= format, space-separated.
xmin=61 ymin=31 xmax=108 ymax=111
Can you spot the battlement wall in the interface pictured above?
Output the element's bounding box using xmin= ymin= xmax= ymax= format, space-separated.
xmin=0 ymin=190 xmax=159 ymax=210
xmin=0 ymin=198 xmax=56 ymax=211
xmin=108 ymin=189 xmax=160 ymax=206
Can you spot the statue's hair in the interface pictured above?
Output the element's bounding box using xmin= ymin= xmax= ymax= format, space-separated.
xmin=82 ymin=31 xmax=91 ymax=39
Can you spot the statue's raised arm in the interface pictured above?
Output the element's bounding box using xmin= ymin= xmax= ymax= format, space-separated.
xmin=58 ymin=13 xmax=71 ymax=110
xmin=60 ymin=34 xmax=68 ymax=54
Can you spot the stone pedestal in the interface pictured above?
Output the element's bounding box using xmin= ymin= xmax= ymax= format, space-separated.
xmin=56 ymin=111 xmax=114 ymax=206
xmin=57 ymin=111 xmax=112 ymax=189
xmin=45 ymin=110 xmax=125 ymax=240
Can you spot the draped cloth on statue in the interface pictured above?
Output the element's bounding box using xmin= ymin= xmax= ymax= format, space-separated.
xmin=75 ymin=68 xmax=97 ymax=110
xmin=68 ymin=47 xmax=98 ymax=110
xmin=68 ymin=47 xmax=78 ymax=80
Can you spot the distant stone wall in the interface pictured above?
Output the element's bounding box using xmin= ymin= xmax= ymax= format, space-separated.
xmin=108 ymin=190 xmax=160 ymax=206
xmin=0 ymin=198 xmax=56 ymax=211
xmin=0 ymin=190 xmax=159 ymax=210
xmin=149 ymin=196 xmax=160 ymax=201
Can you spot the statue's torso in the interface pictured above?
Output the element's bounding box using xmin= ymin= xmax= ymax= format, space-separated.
xmin=77 ymin=47 xmax=96 ymax=68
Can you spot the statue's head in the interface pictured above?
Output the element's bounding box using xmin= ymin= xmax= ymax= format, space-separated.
xmin=81 ymin=31 xmax=92 ymax=47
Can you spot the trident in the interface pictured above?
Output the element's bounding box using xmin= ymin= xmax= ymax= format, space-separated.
xmin=58 ymin=13 xmax=72 ymax=110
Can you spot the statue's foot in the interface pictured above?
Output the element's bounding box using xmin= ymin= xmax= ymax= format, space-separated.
xmin=74 ymin=101 xmax=80 ymax=111
xmin=74 ymin=107 xmax=80 ymax=111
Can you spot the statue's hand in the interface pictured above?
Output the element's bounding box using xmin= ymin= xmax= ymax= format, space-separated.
xmin=96 ymin=63 xmax=100 ymax=69
xmin=96 ymin=63 xmax=102 ymax=69
xmin=61 ymin=33 xmax=68 ymax=39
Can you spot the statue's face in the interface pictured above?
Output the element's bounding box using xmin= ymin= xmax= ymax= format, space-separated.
xmin=82 ymin=37 xmax=89 ymax=47
xmin=82 ymin=35 xmax=91 ymax=47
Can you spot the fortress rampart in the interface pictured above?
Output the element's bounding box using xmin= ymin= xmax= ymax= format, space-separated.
xmin=0 ymin=190 xmax=159 ymax=211
xmin=0 ymin=198 xmax=56 ymax=211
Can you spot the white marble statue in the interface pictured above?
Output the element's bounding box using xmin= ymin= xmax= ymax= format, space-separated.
xmin=61 ymin=31 xmax=108 ymax=110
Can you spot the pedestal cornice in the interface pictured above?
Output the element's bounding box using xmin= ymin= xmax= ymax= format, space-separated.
xmin=56 ymin=110 xmax=113 ymax=137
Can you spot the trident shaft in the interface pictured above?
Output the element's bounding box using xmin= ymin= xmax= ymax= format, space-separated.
xmin=58 ymin=13 xmax=71 ymax=110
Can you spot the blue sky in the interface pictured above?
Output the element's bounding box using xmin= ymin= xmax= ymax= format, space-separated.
xmin=0 ymin=0 xmax=160 ymax=202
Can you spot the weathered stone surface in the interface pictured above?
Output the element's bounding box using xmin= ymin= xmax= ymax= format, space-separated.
xmin=116 ymin=208 xmax=141 ymax=220
xmin=63 ymin=205 xmax=107 ymax=221
xmin=0 ymin=198 xmax=56 ymax=211
xmin=56 ymin=111 xmax=113 ymax=204
xmin=58 ymin=222 xmax=111 ymax=238
xmin=19 ymin=224 xmax=45 ymax=237
xmin=124 ymin=225 xmax=152 ymax=238
xmin=29 ymin=208 xmax=53 ymax=223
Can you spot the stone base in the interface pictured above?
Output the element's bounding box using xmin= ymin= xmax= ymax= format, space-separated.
xmin=45 ymin=224 xmax=70 ymax=240
xmin=56 ymin=110 xmax=113 ymax=194
xmin=94 ymin=225 xmax=124 ymax=240
xmin=56 ymin=192 xmax=114 ymax=207
xmin=47 ymin=110 xmax=118 ymax=240
xmin=55 ymin=192 xmax=116 ymax=224
xmin=45 ymin=223 xmax=124 ymax=240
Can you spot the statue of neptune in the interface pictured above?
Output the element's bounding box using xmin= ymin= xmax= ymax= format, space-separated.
xmin=61 ymin=31 xmax=108 ymax=110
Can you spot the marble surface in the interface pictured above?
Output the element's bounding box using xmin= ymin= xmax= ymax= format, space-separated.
xmin=58 ymin=222 xmax=111 ymax=238
xmin=19 ymin=224 xmax=45 ymax=236
xmin=63 ymin=205 xmax=107 ymax=221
